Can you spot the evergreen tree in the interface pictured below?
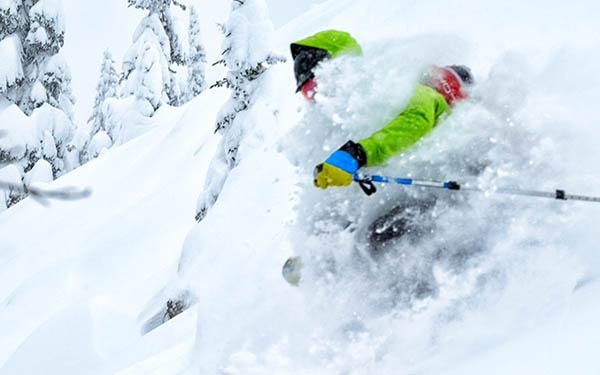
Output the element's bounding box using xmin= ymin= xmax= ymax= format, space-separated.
xmin=0 ymin=164 xmax=26 ymax=211
xmin=195 ymin=0 xmax=284 ymax=222
xmin=0 ymin=0 xmax=26 ymax=104
xmin=22 ymin=0 xmax=73 ymax=117
xmin=143 ymin=0 xmax=285 ymax=333
xmin=89 ymin=50 xmax=119 ymax=139
xmin=0 ymin=0 xmax=75 ymax=184
xmin=122 ymin=0 xmax=190 ymax=109
xmin=0 ymin=1 xmax=23 ymax=40
xmin=187 ymin=5 xmax=206 ymax=100
xmin=72 ymin=50 xmax=119 ymax=164
xmin=0 ymin=0 xmax=72 ymax=114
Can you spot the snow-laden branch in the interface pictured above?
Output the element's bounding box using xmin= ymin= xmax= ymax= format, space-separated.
xmin=0 ymin=180 xmax=92 ymax=207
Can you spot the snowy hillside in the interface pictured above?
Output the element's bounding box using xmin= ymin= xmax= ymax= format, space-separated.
xmin=2 ymin=0 xmax=600 ymax=374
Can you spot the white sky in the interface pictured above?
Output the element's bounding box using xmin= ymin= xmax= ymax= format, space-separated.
xmin=61 ymin=0 xmax=325 ymax=125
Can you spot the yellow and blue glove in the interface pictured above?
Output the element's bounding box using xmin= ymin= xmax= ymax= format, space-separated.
xmin=314 ymin=141 xmax=367 ymax=189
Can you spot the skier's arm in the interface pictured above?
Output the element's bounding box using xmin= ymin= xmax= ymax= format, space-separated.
xmin=358 ymin=84 xmax=450 ymax=167
xmin=313 ymin=85 xmax=449 ymax=189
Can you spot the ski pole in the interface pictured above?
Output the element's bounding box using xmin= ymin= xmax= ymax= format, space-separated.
xmin=353 ymin=173 xmax=600 ymax=203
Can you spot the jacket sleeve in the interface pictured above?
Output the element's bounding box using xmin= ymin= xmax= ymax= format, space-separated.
xmin=357 ymin=84 xmax=450 ymax=167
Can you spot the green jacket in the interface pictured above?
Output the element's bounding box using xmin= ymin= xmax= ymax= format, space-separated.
xmin=293 ymin=30 xmax=450 ymax=167
xmin=358 ymin=84 xmax=449 ymax=166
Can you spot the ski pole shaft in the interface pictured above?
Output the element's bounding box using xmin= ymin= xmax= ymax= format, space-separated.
xmin=353 ymin=173 xmax=600 ymax=203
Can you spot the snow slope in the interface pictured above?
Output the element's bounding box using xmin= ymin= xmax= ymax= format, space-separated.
xmin=3 ymin=0 xmax=600 ymax=374
xmin=0 ymin=87 xmax=228 ymax=373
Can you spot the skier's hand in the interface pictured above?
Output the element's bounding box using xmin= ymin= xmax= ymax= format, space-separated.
xmin=314 ymin=161 xmax=353 ymax=189
xmin=313 ymin=141 xmax=367 ymax=189
xmin=313 ymin=148 xmax=360 ymax=189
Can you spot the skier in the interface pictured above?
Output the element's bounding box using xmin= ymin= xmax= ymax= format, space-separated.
xmin=283 ymin=30 xmax=474 ymax=286
xmin=291 ymin=30 xmax=474 ymax=189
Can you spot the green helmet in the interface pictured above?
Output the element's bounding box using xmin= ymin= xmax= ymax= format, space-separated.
xmin=291 ymin=30 xmax=362 ymax=91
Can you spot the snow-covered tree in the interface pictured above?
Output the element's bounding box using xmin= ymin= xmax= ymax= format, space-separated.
xmin=0 ymin=0 xmax=22 ymax=39
xmin=66 ymin=50 xmax=119 ymax=166
xmin=1 ymin=0 xmax=73 ymax=118
xmin=137 ymin=0 xmax=286 ymax=333
xmin=33 ymin=54 xmax=74 ymax=118
xmin=186 ymin=5 xmax=206 ymax=99
xmin=22 ymin=0 xmax=73 ymax=117
xmin=122 ymin=0 xmax=190 ymax=110
xmin=0 ymin=1 xmax=25 ymax=103
xmin=0 ymin=0 xmax=76 ymax=197
xmin=0 ymin=164 xmax=25 ymax=210
xmin=195 ymin=0 xmax=284 ymax=222
xmin=87 ymin=131 xmax=112 ymax=159
xmin=85 ymin=50 xmax=118 ymax=157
